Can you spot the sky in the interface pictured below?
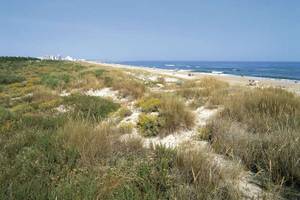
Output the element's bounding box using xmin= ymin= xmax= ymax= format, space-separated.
xmin=1 ymin=0 xmax=300 ymax=61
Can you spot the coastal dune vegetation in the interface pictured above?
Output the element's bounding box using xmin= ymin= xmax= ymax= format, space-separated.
xmin=0 ymin=57 xmax=299 ymax=199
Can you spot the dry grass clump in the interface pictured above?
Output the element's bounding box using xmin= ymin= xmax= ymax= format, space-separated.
xmin=112 ymin=78 xmax=146 ymax=99
xmin=30 ymin=87 xmax=58 ymax=102
xmin=118 ymin=122 xmax=134 ymax=134
xmin=205 ymin=87 xmax=300 ymax=196
xmin=177 ymin=77 xmax=229 ymax=107
xmin=72 ymin=73 xmax=104 ymax=90
xmin=159 ymin=95 xmax=195 ymax=134
xmin=222 ymin=87 xmax=300 ymax=133
xmin=9 ymin=87 xmax=61 ymax=114
xmin=173 ymin=148 xmax=241 ymax=200
xmin=59 ymin=120 xmax=119 ymax=165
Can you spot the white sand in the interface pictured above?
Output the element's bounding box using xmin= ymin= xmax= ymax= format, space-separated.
xmin=85 ymin=87 xmax=129 ymax=103
xmin=55 ymin=105 xmax=68 ymax=113
xmin=60 ymin=91 xmax=70 ymax=97
xmin=120 ymin=106 xmax=219 ymax=149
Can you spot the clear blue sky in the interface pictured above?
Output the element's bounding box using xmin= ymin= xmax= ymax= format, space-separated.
xmin=1 ymin=0 xmax=300 ymax=61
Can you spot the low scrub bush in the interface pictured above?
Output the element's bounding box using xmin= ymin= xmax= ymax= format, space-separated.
xmin=0 ymin=74 xmax=25 ymax=84
xmin=116 ymin=107 xmax=132 ymax=119
xmin=0 ymin=106 xmax=15 ymax=133
xmin=38 ymin=99 xmax=62 ymax=111
xmin=11 ymin=103 xmax=34 ymax=114
xmin=137 ymin=95 xmax=195 ymax=136
xmin=0 ymin=85 xmax=4 ymax=92
xmin=94 ymin=69 xmax=106 ymax=77
xmin=137 ymin=114 xmax=162 ymax=137
xmin=18 ymin=114 xmax=66 ymax=130
xmin=137 ymin=97 xmax=161 ymax=112
xmin=41 ymin=73 xmax=71 ymax=89
xmin=63 ymin=94 xmax=119 ymax=121
xmin=0 ymin=93 xmax=10 ymax=107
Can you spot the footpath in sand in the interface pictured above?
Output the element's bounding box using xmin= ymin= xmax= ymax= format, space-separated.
xmin=120 ymin=105 xmax=266 ymax=199
xmin=80 ymin=87 xmax=269 ymax=199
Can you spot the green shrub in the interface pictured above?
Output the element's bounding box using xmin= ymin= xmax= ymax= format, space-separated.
xmin=137 ymin=114 xmax=161 ymax=137
xmin=0 ymin=106 xmax=14 ymax=124
xmin=41 ymin=74 xmax=60 ymax=88
xmin=94 ymin=69 xmax=106 ymax=77
xmin=63 ymin=94 xmax=119 ymax=121
xmin=41 ymin=73 xmax=71 ymax=88
xmin=0 ymin=93 xmax=10 ymax=107
xmin=116 ymin=107 xmax=132 ymax=119
xmin=137 ymin=97 xmax=161 ymax=112
xmin=0 ymin=85 xmax=4 ymax=92
xmin=0 ymin=129 xmax=79 ymax=200
xmin=0 ymin=56 xmax=39 ymax=62
xmin=0 ymin=74 xmax=25 ymax=84
xmin=11 ymin=103 xmax=34 ymax=114
xmin=18 ymin=114 xmax=66 ymax=130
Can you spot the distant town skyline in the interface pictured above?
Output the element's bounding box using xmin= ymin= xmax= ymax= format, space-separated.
xmin=1 ymin=0 xmax=300 ymax=61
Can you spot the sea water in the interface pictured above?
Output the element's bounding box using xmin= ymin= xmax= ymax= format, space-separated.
xmin=117 ymin=61 xmax=300 ymax=81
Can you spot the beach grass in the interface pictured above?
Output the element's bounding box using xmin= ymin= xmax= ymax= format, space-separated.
xmin=203 ymin=87 xmax=300 ymax=197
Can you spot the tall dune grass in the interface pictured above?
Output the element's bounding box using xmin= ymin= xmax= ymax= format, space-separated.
xmin=205 ymin=87 xmax=300 ymax=196
xmin=177 ymin=77 xmax=229 ymax=107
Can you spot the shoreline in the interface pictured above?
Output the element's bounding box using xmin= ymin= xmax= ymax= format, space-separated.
xmin=84 ymin=61 xmax=300 ymax=95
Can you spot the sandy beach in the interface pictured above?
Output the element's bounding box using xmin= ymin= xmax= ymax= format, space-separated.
xmin=85 ymin=61 xmax=300 ymax=95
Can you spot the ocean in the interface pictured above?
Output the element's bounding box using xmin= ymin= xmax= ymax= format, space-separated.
xmin=117 ymin=61 xmax=300 ymax=81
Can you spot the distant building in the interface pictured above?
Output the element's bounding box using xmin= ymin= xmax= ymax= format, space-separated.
xmin=64 ymin=56 xmax=74 ymax=61
xmin=41 ymin=55 xmax=76 ymax=61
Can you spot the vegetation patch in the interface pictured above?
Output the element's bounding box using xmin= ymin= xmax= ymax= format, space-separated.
xmin=118 ymin=122 xmax=134 ymax=134
xmin=41 ymin=73 xmax=71 ymax=89
xmin=0 ymin=74 xmax=25 ymax=84
xmin=63 ymin=94 xmax=119 ymax=121
xmin=207 ymin=88 xmax=300 ymax=196
xmin=116 ymin=107 xmax=132 ymax=119
xmin=137 ymin=114 xmax=162 ymax=137
xmin=112 ymin=78 xmax=146 ymax=98
xmin=137 ymin=97 xmax=161 ymax=112
xmin=158 ymin=95 xmax=195 ymax=134
xmin=177 ymin=77 xmax=229 ymax=106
